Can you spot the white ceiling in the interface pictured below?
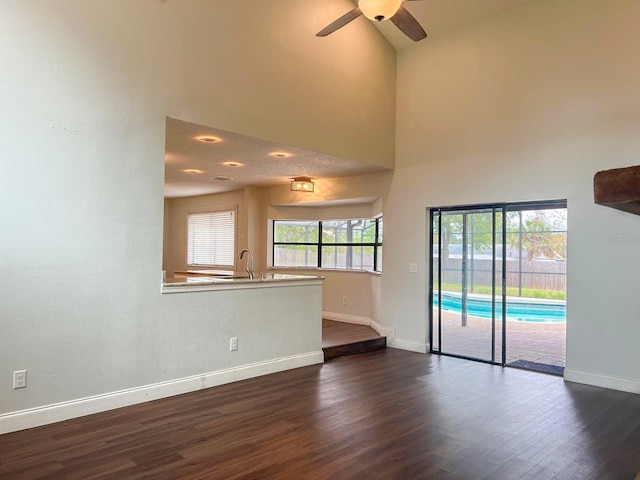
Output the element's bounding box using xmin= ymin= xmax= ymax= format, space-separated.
xmin=165 ymin=0 xmax=538 ymax=198
xmin=164 ymin=118 xmax=388 ymax=198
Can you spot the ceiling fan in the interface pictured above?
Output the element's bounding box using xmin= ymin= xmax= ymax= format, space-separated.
xmin=317 ymin=0 xmax=427 ymax=42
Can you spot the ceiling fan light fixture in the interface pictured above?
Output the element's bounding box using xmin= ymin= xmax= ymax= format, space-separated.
xmin=291 ymin=177 xmax=315 ymax=193
xmin=359 ymin=0 xmax=402 ymax=22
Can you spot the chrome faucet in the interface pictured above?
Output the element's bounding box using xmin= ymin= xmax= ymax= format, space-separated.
xmin=238 ymin=249 xmax=255 ymax=279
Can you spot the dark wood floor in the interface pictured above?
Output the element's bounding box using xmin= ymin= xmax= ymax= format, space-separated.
xmin=321 ymin=320 xmax=386 ymax=361
xmin=321 ymin=319 xmax=381 ymax=348
xmin=1 ymin=349 xmax=639 ymax=479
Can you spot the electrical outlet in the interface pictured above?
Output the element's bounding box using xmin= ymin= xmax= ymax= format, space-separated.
xmin=230 ymin=337 xmax=238 ymax=351
xmin=13 ymin=370 xmax=27 ymax=389
xmin=342 ymin=296 xmax=347 ymax=305
xmin=409 ymin=263 xmax=418 ymax=273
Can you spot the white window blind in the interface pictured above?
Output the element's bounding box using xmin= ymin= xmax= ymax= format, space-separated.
xmin=187 ymin=210 xmax=235 ymax=267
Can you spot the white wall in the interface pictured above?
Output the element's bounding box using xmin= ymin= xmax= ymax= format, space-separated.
xmin=3 ymin=0 xmax=637 ymax=429
xmin=0 ymin=0 xmax=396 ymax=419
xmin=163 ymin=199 xmax=173 ymax=274
xmin=385 ymin=0 xmax=640 ymax=389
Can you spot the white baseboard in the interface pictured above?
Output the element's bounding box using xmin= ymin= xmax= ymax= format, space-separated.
xmin=388 ymin=338 xmax=428 ymax=354
xmin=323 ymin=311 xmax=370 ymax=326
xmin=564 ymin=369 xmax=640 ymax=394
xmin=371 ymin=321 xmax=395 ymax=338
xmin=0 ymin=351 xmax=324 ymax=436
xmin=322 ymin=311 xmax=394 ymax=338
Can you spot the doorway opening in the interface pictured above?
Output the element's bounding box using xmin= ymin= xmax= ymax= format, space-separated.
xmin=429 ymin=200 xmax=567 ymax=375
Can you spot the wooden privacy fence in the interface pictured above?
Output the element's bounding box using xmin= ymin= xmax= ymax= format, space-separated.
xmin=274 ymin=247 xmax=375 ymax=269
xmin=439 ymin=258 xmax=566 ymax=292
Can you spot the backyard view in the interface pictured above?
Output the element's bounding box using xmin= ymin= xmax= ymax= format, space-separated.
xmin=431 ymin=204 xmax=567 ymax=374
xmin=273 ymin=218 xmax=383 ymax=271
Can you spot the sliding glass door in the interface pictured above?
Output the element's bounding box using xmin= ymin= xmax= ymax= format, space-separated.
xmin=430 ymin=201 xmax=567 ymax=373
xmin=430 ymin=207 xmax=505 ymax=363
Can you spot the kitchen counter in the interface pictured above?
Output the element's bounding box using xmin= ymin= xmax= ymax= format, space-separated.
xmin=173 ymin=269 xmax=235 ymax=277
xmin=162 ymin=273 xmax=324 ymax=294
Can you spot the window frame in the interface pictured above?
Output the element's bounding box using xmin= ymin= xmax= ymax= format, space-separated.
xmin=271 ymin=217 xmax=383 ymax=272
xmin=186 ymin=206 xmax=237 ymax=269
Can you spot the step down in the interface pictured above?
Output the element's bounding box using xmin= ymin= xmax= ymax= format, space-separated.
xmin=323 ymin=337 xmax=387 ymax=361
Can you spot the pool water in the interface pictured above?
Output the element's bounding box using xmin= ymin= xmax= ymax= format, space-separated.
xmin=433 ymin=292 xmax=566 ymax=323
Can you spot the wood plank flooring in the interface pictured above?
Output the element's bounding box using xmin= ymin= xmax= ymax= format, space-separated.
xmin=321 ymin=320 xmax=386 ymax=361
xmin=1 ymin=349 xmax=639 ymax=479
xmin=321 ymin=319 xmax=382 ymax=348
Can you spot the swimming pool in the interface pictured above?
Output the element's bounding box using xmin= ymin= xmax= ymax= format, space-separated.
xmin=433 ymin=292 xmax=566 ymax=323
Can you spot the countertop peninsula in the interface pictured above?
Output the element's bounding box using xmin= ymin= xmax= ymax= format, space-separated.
xmin=162 ymin=273 xmax=324 ymax=293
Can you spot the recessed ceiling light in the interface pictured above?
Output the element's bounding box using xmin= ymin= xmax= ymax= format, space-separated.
xmin=195 ymin=135 xmax=222 ymax=143
xmin=222 ymin=161 xmax=244 ymax=167
xmin=270 ymin=151 xmax=292 ymax=158
xmin=210 ymin=175 xmax=234 ymax=181
xmin=183 ymin=169 xmax=204 ymax=174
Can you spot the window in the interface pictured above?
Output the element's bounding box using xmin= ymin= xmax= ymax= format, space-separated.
xmin=187 ymin=209 xmax=235 ymax=267
xmin=272 ymin=218 xmax=383 ymax=272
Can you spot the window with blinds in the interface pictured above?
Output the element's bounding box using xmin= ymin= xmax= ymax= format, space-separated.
xmin=187 ymin=209 xmax=236 ymax=267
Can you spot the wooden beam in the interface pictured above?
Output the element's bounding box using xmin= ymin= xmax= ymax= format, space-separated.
xmin=594 ymin=164 xmax=640 ymax=215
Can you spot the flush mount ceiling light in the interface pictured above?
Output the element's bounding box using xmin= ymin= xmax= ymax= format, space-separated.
xmin=270 ymin=151 xmax=292 ymax=159
xmin=210 ymin=175 xmax=234 ymax=181
xmin=222 ymin=161 xmax=244 ymax=167
xmin=290 ymin=177 xmax=315 ymax=192
xmin=195 ymin=135 xmax=222 ymax=143
xmin=183 ymin=169 xmax=204 ymax=174
xmin=316 ymin=0 xmax=426 ymax=42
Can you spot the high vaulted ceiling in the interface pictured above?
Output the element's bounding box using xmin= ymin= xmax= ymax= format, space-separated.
xmin=356 ymin=0 xmax=536 ymax=50
xmin=165 ymin=0 xmax=538 ymax=198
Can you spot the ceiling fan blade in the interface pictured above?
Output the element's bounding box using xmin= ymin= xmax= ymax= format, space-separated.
xmin=316 ymin=7 xmax=362 ymax=37
xmin=390 ymin=5 xmax=427 ymax=41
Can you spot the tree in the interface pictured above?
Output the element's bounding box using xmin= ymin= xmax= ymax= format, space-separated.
xmin=507 ymin=210 xmax=567 ymax=261
xmin=274 ymin=222 xmax=318 ymax=243
xmin=434 ymin=211 xmax=496 ymax=266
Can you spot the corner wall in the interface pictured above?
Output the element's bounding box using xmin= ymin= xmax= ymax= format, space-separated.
xmin=387 ymin=0 xmax=640 ymax=390
xmin=267 ymin=172 xmax=393 ymax=323
xmin=0 ymin=0 xmax=396 ymax=421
